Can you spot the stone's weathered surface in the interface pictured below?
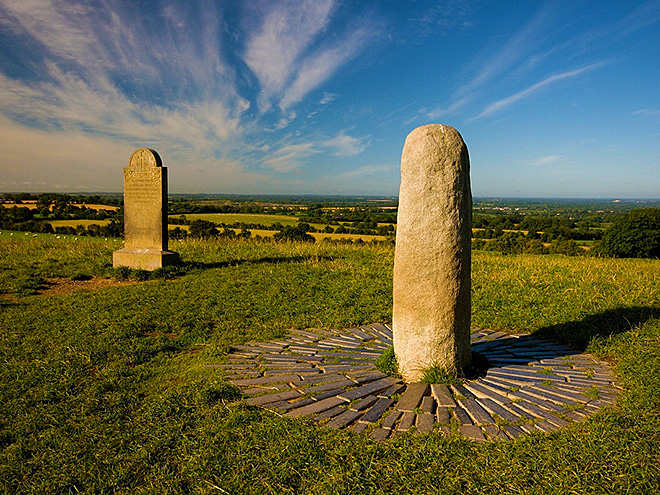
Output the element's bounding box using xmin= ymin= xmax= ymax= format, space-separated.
xmin=393 ymin=124 xmax=472 ymax=381
xmin=113 ymin=148 xmax=179 ymax=270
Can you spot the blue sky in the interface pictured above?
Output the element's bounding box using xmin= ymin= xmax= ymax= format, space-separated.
xmin=0 ymin=0 xmax=658 ymax=198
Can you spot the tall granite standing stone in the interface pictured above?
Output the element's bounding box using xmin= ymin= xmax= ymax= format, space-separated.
xmin=113 ymin=148 xmax=179 ymax=270
xmin=393 ymin=124 xmax=472 ymax=382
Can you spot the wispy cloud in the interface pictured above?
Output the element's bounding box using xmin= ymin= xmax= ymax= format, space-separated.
xmin=244 ymin=0 xmax=382 ymax=112
xmin=322 ymin=132 xmax=369 ymax=157
xmin=633 ymin=108 xmax=660 ymax=117
xmin=472 ymin=62 xmax=607 ymax=120
xmin=262 ymin=143 xmax=319 ymax=172
xmin=532 ymin=155 xmax=564 ymax=166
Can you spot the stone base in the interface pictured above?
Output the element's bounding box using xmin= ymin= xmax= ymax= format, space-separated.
xmin=113 ymin=248 xmax=180 ymax=271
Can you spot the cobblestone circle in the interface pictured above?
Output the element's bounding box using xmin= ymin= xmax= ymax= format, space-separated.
xmin=206 ymin=324 xmax=621 ymax=441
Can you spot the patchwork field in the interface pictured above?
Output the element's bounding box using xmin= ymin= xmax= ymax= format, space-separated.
xmin=0 ymin=236 xmax=658 ymax=493
xmin=171 ymin=212 xmax=301 ymax=226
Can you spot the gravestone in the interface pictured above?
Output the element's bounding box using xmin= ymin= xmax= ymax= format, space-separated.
xmin=392 ymin=124 xmax=472 ymax=382
xmin=113 ymin=148 xmax=179 ymax=270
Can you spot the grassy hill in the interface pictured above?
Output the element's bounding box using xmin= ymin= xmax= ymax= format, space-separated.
xmin=0 ymin=237 xmax=658 ymax=494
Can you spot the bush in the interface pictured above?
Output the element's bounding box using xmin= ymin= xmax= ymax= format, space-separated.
xmin=597 ymin=208 xmax=660 ymax=258
xmin=273 ymin=224 xmax=315 ymax=243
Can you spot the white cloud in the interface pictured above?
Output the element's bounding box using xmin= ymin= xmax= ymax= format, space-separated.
xmin=263 ymin=143 xmax=319 ymax=172
xmin=633 ymin=108 xmax=660 ymax=117
xmin=473 ymin=62 xmax=607 ymax=120
xmin=532 ymin=155 xmax=564 ymax=166
xmin=322 ymin=132 xmax=369 ymax=157
xmin=244 ymin=0 xmax=381 ymax=112
xmin=319 ymin=92 xmax=338 ymax=105
xmin=243 ymin=0 xmax=335 ymax=111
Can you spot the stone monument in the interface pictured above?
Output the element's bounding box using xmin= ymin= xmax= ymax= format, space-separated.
xmin=392 ymin=124 xmax=472 ymax=382
xmin=113 ymin=148 xmax=179 ymax=270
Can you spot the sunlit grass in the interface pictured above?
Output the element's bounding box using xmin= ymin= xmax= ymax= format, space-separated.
xmin=0 ymin=237 xmax=659 ymax=493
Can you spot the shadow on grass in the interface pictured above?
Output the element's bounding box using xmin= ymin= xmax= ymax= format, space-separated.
xmin=534 ymin=305 xmax=660 ymax=350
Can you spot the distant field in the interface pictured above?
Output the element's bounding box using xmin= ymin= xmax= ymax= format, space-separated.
xmin=170 ymin=213 xmax=300 ymax=226
xmin=49 ymin=219 xmax=111 ymax=228
xmin=1 ymin=202 xmax=118 ymax=211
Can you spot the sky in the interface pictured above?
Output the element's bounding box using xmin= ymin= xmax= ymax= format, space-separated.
xmin=0 ymin=0 xmax=659 ymax=198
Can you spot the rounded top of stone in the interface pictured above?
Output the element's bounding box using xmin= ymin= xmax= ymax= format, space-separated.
xmin=407 ymin=124 xmax=464 ymax=144
xmin=129 ymin=148 xmax=162 ymax=169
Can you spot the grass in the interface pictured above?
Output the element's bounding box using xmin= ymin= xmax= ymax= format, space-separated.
xmin=0 ymin=237 xmax=659 ymax=493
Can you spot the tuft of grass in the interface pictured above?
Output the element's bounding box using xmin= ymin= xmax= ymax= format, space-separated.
xmin=421 ymin=365 xmax=461 ymax=385
xmin=375 ymin=346 xmax=398 ymax=377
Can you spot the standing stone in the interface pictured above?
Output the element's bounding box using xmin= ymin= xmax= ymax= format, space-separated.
xmin=113 ymin=148 xmax=179 ymax=270
xmin=393 ymin=124 xmax=472 ymax=382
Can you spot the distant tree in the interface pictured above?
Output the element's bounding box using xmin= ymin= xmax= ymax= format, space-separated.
xmin=596 ymin=208 xmax=660 ymax=258
xmin=189 ymin=219 xmax=219 ymax=238
xmin=273 ymin=224 xmax=315 ymax=243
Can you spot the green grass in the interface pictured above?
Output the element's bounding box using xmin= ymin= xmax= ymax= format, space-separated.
xmin=0 ymin=238 xmax=659 ymax=493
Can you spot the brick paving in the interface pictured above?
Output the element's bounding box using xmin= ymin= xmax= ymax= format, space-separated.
xmin=207 ymin=324 xmax=622 ymax=442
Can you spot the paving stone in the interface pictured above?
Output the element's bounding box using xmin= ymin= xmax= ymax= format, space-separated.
xmin=420 ymin=396 xmax=436 ymax=414
xmin=294 ymin=373 xmax=346 ymax=386
xmin=504 ymin=402 xmax=538 ymax=420
xmin=453 ymin=405 xmax=473 ymax=425
xmin=431 ymin=384 xmax=456 ymax=407
xmin=312 ymin=405 xmax=346 ymax=422
xmin=398 ymin=412 xmax=416 ymax=431
xmin=226 ymin=371 xmax=262 ymax=378
xmin=326 ymin=409 xmax=362 ymax=429
xmin=205 ymin=363 xmax=256 ymax=369
xmin=351 ymin=395 xmax=380 ymax=412
xmin=534 ymin=420 xmax=559 ymax=433
xmin=338 ymin=377 xmax=400 ymax=402
xmin=459 ymin=425 xmax=486 ymax=442
xmin=459 ymin=399 xmax=495 ymax=425
xmin=562 ymin=410 xmax=586 ymax=422
xmin=313 ymin=388 xmax=348 ymax=401
xmin=284 ymin=397 xmax=345 ymax=418
xmin=510 ymin=388 xmax=568 ymax=408
xmin=370 ymin=428 xmax=391 ymax=441
xmin=515 ymin=401 xmax=567 ymax=427
xmin=298 ymin=380 xmax=355 ymax=395
xmin=346 ymin=328 xmax=374 ymax=341
xmin=370 ymin=323 xmax=392 ymax=337
xmin=246 ymin=390 xmax=302 ymax=406
xmin=231 ymin=374 xmax=301 ymax=386
xmin=381 ymin=410 xmax=402 ymax=430
xmin=379 ymin=382 xmax=406 ymax=398
xmin=483 ymin=425 xmax=510 ymax=441
xmin=264 ymin=368 xmax=320 ymax=376
xmin=436 ymin=407 xmax=451 ymax=424
xmin=450 ymin=384 xmax=476 ymax=399
xmin=502 ymin=424 xmax=525 ymax=439
xmin=395 ymin=383 xmax=429 ymax=412
xmin=475 ymin=379 xmax=512 ymax=395
xmin=361 ymin=398 xmax=395 ymax=423
xmin=477 ymin=398 xmax=521 ymax=423
xmin=350 ymin=371 xmax=388 ymax=383
xmin=416 ymin=414 xmax=435 ymax=433
xmin=351 ymin=422 xmax=370 ymax=434
xmin=536 ymin=384 xmax=589 ymax=402
xmin=275 ymin=397 xmax=317 ymax=412
xmin=463 ymin=381 xmax=510 ymax=404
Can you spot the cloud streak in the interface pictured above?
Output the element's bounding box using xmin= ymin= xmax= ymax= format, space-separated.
xmin=472 ymin=62 xmax=607 ymax=120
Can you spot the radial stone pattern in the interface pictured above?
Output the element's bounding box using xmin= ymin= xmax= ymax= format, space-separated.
xmin=207 ymin=324 xmax=620 ymax=442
